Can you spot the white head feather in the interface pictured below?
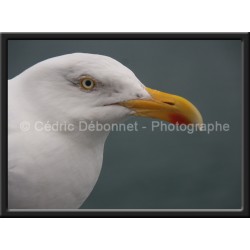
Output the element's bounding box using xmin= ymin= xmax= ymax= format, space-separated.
xmin=8 ymin=53 xmax=151 ymax=209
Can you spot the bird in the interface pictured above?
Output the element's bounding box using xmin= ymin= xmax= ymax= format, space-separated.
xmin=8 ymin=53 xmax=203 ymax=209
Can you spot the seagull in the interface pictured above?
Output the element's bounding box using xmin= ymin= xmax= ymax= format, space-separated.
xmin=8 ymin=53 xmax=203 ymax=209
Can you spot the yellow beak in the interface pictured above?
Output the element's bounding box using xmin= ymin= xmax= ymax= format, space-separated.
xmin=119 ymin=87 xmax=203 ymax=125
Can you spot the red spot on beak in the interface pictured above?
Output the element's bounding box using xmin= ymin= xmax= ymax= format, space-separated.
xmin=170 ymin=113 xmax=190 ymax=125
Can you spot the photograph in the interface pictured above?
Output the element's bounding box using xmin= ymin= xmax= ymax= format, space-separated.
xmin=1 ymin=33 xmax=249 ymax=217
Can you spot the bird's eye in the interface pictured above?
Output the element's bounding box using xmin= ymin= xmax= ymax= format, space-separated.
xmin=80 ymin=77 xmax=96 ymax=90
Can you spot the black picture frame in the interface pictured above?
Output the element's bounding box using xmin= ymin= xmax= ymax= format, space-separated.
xmin=1 ymin=32 xmax=249 ymax=218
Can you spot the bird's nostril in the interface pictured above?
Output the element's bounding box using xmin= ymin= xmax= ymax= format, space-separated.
xmin=164 ymin=101 xmax=175 ymax=106
xmin=136 ymin=93 xmax=142 ymax=98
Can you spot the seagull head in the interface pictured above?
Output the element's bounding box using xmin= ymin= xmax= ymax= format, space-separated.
xmin=20 ymin=53 xmax=203 ymax=126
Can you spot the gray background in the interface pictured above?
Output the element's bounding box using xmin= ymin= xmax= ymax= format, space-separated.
xmin=8 ymin=40 xmax=242 ymax=209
